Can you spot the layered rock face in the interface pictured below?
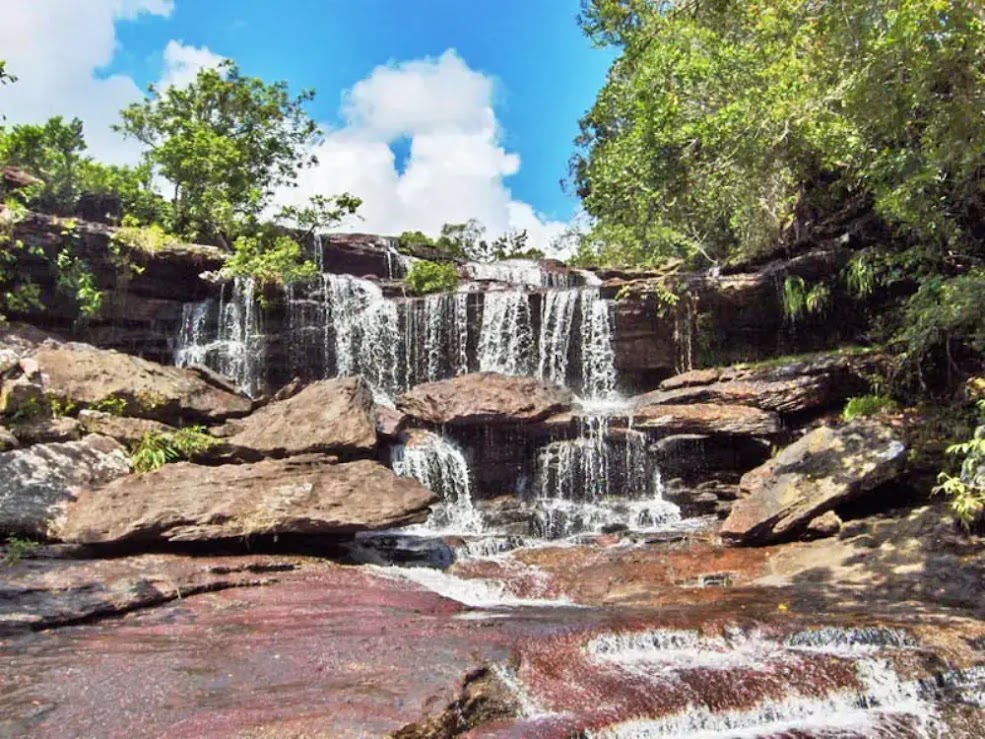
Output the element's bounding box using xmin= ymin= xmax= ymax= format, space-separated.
xmin=58 ymin=456 xmax=437 ymax=545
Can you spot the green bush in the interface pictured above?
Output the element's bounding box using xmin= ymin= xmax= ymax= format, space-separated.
xmin=223 ymin=231 xmax=316 ymax=286
xmin=3 ymin=537 xmax=38 ymax=566
xmin=405 ymin=260 xmax=459 ymax=296
xmin=130 ymin=426 xmax=218 ymax=473
xmin=397 ymin=230 xmax=435 ymax=250
xmin=842 ymin=395 xmax=899 ymax=421
xmin=935 ymin=400 xmax=985 ymax=528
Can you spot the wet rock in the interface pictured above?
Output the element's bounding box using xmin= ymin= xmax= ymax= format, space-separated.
xmin=720 ymin=421 xmax=907 ymax=545
xmin=397 ymin=372 xmax=573 ymax=427
xmin=650 ymin=433 xmax=771 ymax=478
xmin=26 ymin=344 xmax=252 ymax=424
xmin=0 ymin=435 xmax=131 ymax=539
xmin=9 ymin=416 xmax=83 ymax=446
xmin=376 ymin=405 xmax=408 ymax=439
xmin=632 ymin=402 xmax=781 ymax=437
xmin=477 ymin=496 xmax=534 ymax=534
xmin=0 ymin=553 xmax=295 ymax=634
xmin=58 ymin=456 xmax=438 ymax=545
xmin=216 ymin=377 xmax=377 ymax=460
xmin=77 ymin=410 xmax=172 ymax=446
xmin=805 ymin=510 xmax=843 ymax=539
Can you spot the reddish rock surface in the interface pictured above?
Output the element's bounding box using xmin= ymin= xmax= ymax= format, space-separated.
xmin=632 ymin=402 xmax=781 ymax=437
xmin=397 ymin=372 xmax=573 ymax=427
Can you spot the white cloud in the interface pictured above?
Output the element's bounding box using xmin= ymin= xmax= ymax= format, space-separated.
xmin=158 ymin=40 xmax=224 ymax=90
xmin=0 ymin=1 xmax=217 ymax=165
xmin=286 ymin=50 xmax=568 ymax=252
xmin=0 ymin=10 xmax=566 ymax=252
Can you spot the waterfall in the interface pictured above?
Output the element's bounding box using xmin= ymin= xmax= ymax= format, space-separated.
xmin=391 ymin=431 xmax=483 ymax=534
xmin=175 ymin=276 xmax=262 ymax=396
xmin=311 ymin=232 xmax=324 ymax=272
xmin=531 ymin=418 xmax=679 ymax=539
xmin=537 ymin=289 xmax=578 ymax=385
xmin=286 ymin=274 xmax=400 ymax=400
xmin=579 ymin=287 xmax=618 ymax=401
xmin=402 ymin=292 xmax=470 ymax=388
xmin=478 ymin=291 xmax=535 ymax=376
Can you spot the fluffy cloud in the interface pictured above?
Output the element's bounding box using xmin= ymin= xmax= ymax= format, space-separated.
xmin=0 ymin=1 xmax=217 ymax=165
xmin=286 ymin=51 xmax=568 ymax=250
xmin=0 ymin=8 xmax=566 ymax=250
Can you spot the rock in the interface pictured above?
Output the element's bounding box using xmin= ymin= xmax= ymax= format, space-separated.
xmin=77 ymin=410 xmax=173 ymax=446
xmin=58 ymin=456 xmax=438 ymax=545
xmin=0 ymin=374 xmax=44 ymax=415
xmin=632 ymin=402 xmax=781 ymax=437
xmin=1 ymin=165 xmax=43 ymax=190
xmin=29 ymin=344 xmax=252 ymax=424
xmin=0 ymin=435 xmax=131 ymax=539
xmin=650 ymin=434 xmax=771 ymax=478
xmin=9 ymin=416 xmax=83 ymax=445
xmin=219 ymin=377 xmax=377 ymax=460
xmin=397 ymin=373 xmax=574 ymax=427
xmin=805 ymin=510 xmax=843 ymax=539
xmin=0 ymin=426 xmax=18 ymax=451
xmin=720 ymin=421 xmax=907 ymax=545
xmin=376 ymin=405 xmax=408 ymax=439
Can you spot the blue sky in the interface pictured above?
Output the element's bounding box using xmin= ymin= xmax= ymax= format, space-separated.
xmin=0 ymin=1 xmax=613 ymax=245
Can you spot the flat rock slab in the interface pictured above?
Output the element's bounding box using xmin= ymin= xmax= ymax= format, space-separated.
xmin=218 ymin=377 xmax=377 ymax=459
xmin=397 ymin=372 xmax=573 ymax=426
xmin=57 ymin=456 xmax=438 ymax=545
xmin=0 ymin=435 xmax=131 ymax=539
xmin=721 ymin=420 xmax=907 ymax=545
xmin=30 ymin=345 xmax=252 ymax=424
xmin=632 ymin=402 xmax=781 ymax=437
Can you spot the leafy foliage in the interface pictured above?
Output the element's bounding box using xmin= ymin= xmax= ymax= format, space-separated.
xmin=223 ymin=230 xmax=316 ymax=286
xmin=781 ymin=276 xmax=830 ymax=322
xmin=572 ymin=0 xmax=985 ymax=271
xmin=130 ymin=426 xmax=218 ymax=473
xmin=111 ymin=216 xmax=180 ymax=254
xmin=0 ymin=117 xmax=87 ymax=212
xmin=935 ymin=400 xmax=985 ymax=528
xmin=3 ymin=537 xmax=38 ymax=566
xmin=405 ymin=260 xmax=459 ymax=296
xmin=116 ymin=60 xmax=320 ymax=245
xmin=842 ymin=395 xmax=899 ymax=421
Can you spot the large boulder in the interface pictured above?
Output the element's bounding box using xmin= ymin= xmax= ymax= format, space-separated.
xmin=28 ymin=344 xmax=252 ymax=424
xmin=632 ymin=402 xmax=781 ymax=437
xmin=397 ymin=373 xmax=573 ymax=427
xmin=217 ymin=378 xmax=377 ymax=460
xmin=77 ymin=410 xmax=173 ymax=447
xmin=720 ymin=421 xmax=907 ymax=545
xmin=58 ymin=456 xmax=438 ymax=545
xmin=0 ymin=435 xmax=131 ymax=538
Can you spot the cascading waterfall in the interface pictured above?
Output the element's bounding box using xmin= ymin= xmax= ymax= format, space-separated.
xmin=537 ymin=289 xmax=578 ymax=385
xmin=579 ymin=287 xmax=618 ymax=401
xmin=391 ymin=431 xmax=483 ymax=534
xmin=478 ymin=291 xmax=535 ymax=376
xmin=531 ymin=418 xmax=680 ymax=539
xmin=175 ymin=276 xmax=261 ymax=396
xmin=402 ymin=292 xmax=470 ymax=388
xmin=286 ymin=273 xmax=401 ymax=400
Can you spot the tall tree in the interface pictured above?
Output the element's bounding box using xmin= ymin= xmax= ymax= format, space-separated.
xmin=116 ymin=60 xmax=320 ymax=245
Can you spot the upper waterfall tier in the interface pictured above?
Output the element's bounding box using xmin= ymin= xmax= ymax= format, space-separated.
xmin=174 ymin=269 xmax=620 ymax=403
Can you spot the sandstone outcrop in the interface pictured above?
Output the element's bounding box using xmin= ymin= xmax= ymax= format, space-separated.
xmin=632 ymin=402 xmax=781 ymax=437
xmin=0 ymin=435 xmax=131 ymax=538
xmin=397 ymin=373 xmax=573 ymax=427
xmin=720 ymin=421 xmax=907 ymax=545
xmin=215 ymin=377 xmax=377 ymax=460
xmin=58 ymin=456 xmax=437 ymax=545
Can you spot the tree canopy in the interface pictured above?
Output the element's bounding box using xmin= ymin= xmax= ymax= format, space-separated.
xmin=116 ymin=59 xmax=321 ymax=245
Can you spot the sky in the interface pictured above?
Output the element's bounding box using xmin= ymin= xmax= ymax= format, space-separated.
xmin=0 ymin=0 xmax=613 ymax=249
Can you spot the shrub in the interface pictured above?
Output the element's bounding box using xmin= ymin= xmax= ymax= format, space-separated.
xmin=223 ymin=232 xmax=316 ymax=286
xmin=935 ymin=400 xmax=985 ymax=528
xmin=3 ymin=536 xmax=38 ymax=566
xmin=405 ymin=260 xmax=459 ymax=296
xmin=398 ymin=230 xmax=435 ymax=251
xmin=842 ymin=395 xmax=899 ymax=421
xmin=112 ymin=217 xmax=180 ymax=253
xmin=130 ymin=426 xmax=218 ymax=473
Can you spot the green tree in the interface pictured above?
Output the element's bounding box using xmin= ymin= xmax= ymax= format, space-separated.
xmin=0 ymin=117 xmax=87 ymax=212
xmin=436 ymin=219 xmax=491 ymax=261
xmin=116 ymin=60 xmax=320 ymax=245
xmin=492 ymin=229 xmax=543 ymax=261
